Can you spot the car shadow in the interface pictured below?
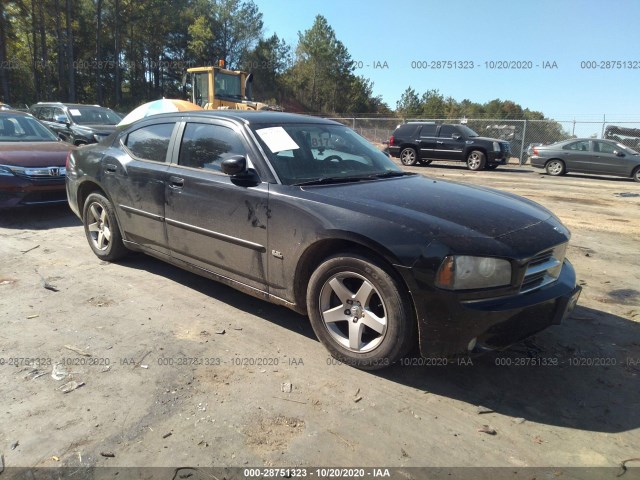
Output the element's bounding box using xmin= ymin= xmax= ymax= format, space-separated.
xmin=374 ymin=304 xmax=640 ymax=434
xmin=0 ymin=204 xmax=81 ymax=230
xmin=114 ymin=254 xmax=639 ymax=434
xmin=560 ymin=173 xmax=638 ymax=183
xmin=117 ymin=253 xmax=316 ymax=341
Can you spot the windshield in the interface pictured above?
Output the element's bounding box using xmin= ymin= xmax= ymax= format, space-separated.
xmin=214 ymin=71 xmax=242 ymax=99
xmin=252 ymin=123 xmax=404 ymax=185
xmin=617 ymin=143 xmax=640 ymax=155
xmin=68 ymin=106 xmax=121 ymax=126
xmin=460 ymin=125 xmax=479 ymax=137
xmin=0 ymin=114 xmax=58 ymax=142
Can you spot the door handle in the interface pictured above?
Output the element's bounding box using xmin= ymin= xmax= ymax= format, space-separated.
xmin=105 ymin=163 xmax=117 ymax=173
xmin=169 ymin=176 xmax=184 ymax=189
xmin=437 ymin=141 xmax=444 ymax=144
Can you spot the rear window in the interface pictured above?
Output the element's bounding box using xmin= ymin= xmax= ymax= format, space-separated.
xmin=419 ymin=124 xmax=438 ymax=137
xmin=394 ymin=124 xmax=421 ymax=138
xmin=125 ymin=123 xmax=175 ymax=162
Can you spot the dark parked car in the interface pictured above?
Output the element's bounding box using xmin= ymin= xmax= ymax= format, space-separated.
xmin=30 ymin=102 xmax=121 ymax=145
xmin=66 ymin=111 xmax=580 ymax=369
xmin=388 ymin=122 xmax=511 ymax=170
xmin=0 ymin=111 xmax=74 ymax=207
xmin=530 ymin=138 xmax=640 ymax=182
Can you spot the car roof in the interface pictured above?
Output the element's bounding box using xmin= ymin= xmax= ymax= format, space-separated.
xmin=32 ymin=102 xmax=104 ymax=108
xmin=143 ymin=110 xmax=342 ymax=126
xmin=0 ymin=110 xmax=33 ymax=118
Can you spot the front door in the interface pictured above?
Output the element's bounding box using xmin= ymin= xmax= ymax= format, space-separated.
xmin=164 ymin=120 xmax=269 ymax=291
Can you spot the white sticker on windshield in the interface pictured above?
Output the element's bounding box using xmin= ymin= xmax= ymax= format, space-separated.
xmin=70 ymin=109 xmax=81 ymax=116
xmin=256 ymin=127 xmax=299 ymax=153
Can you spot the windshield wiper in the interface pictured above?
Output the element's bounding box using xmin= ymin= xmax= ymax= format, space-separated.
xmin=293 ymin=176 xmax=369 ymax=186
xmin=366 ymin=171 xmax=415 ymax=179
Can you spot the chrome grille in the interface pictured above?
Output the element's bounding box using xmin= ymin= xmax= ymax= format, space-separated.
xmin=520 ymin=244 xmax=567 ymax=293
xmin=12 ymin=166 xmax=66 ymax=180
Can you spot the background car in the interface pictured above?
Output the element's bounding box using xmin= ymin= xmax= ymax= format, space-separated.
xmin=0 ymin=111 xmax=74 ymax=207
xmin=0 ymin=102 xmax=14 ymax=111
xmin=530 ymin=138 xmax=640 ymax=182
xmin=29 ymin=102 xmax=121 ymax=145
xmin=388 ymin=122 xmax=511 ymax=170
xmin=66 ymin=111 xmax=580 ymax=369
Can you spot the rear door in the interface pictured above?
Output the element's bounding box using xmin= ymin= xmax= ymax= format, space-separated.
xmin=164 ymin=120 xmax=269 ymax=291
xmin=416 ymin=124 xmax=438 ymax=160
xmin=100 ymin=122 xmax=177 ymax=255
xmin=558 ymin=140 xmax=592 ymax=172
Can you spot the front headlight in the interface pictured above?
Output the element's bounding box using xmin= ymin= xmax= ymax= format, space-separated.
xmin=493 ymin=141 xmax=501 ymax=152
xmin=0 ymin=165 xmax=15 ymax=176
xmin=435 ymin=255 xmax=512 ymax=290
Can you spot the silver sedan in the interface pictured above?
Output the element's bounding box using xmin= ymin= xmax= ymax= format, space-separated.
xmin=530 ymin=138 xmax=640 ymax=182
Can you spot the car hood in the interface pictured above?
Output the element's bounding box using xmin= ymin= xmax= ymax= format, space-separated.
xmin=0 ymin=141 xmax=73 ymax=167
xmin=302 ymin=175 xmax=556 ymax=240
xmin=75 ymin=124 xmax=118 ymax=134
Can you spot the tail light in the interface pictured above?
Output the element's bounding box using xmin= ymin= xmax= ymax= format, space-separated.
xmin=532 ymin=147 xmax=539 ymax=156
xmin=65 ymin=151 xmax=71 ymax=169
xmin=389 ymin=135 xmax=395 ymax=146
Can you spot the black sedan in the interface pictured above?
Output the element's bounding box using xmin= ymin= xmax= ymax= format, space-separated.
xmin=530 ymin=138 xmax=640 ymax=182
xmin=66 ymin=111 xmax=581 ymax=369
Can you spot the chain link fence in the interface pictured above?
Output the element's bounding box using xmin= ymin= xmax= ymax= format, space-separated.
xmin=326 ymin=117 xmax=640 ymax=164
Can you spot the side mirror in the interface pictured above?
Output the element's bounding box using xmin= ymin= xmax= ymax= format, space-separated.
xmin=452 ymin=133 xmax=461 ymax=140
xmin=614 ymin=150 xmax=625 ymax=157
xmin=221 ymin=155 xmax=247 ymax=176
xmin=54 ymin=115 xmax=67 ymax=124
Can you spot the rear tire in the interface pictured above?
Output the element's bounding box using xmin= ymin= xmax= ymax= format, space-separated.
xmin=82 ymin=192 xmax=128 ymax=261
xmin=466 ymin=150 xmax=486 ymax=170
xmin=306 ymin=254 xmax=416 ymax=370
xmin=545 ymin=159 xmax=566 ymax=176
xmin=400 ymin=147 xmax=418 ymax=166
xmin=633 ymin=166 xmax=640 ymax=183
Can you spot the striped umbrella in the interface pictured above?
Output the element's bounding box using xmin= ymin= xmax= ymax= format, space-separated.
xmin=118 ymin=99 xmax=203 ymax=126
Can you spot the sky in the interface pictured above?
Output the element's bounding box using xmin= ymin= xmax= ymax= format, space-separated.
xmin=254 ymin=0 xmax=640 ymax=133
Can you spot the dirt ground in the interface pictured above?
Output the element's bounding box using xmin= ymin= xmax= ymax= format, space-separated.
xmin=0 ymin=160 xmax=639 ymax=476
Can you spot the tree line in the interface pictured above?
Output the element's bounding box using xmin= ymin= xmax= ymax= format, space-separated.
xmin=0 ymin=0 xmax=564 ymax=133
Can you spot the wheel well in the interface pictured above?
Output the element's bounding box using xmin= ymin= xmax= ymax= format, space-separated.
xmin=77 ymin=181 xmax=106 ymax=213
xmin=293 ymin=239 xmax=412 ymax=314
xmin=399 ymin=145 xmax=417 ymax=154
xmin=467 ymin=148 xmax=487 ymax=159
xmin=545 ymin=158 xmax=565 ymax=167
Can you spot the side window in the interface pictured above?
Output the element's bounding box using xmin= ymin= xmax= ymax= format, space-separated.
xmin=38 ymin=107 xmax=53 ymax=121
xmin=594 ymin=141 xmax=616 ymax=154
xmin=53 ymin=108 xmax=67 ymax=122
xmin=178 ymin=123 xmax=246 ymax=171
xmin=125 ymin=123 xmax=175 ymax=162
xmin=563 ymin=140 xmax=590 ymax=151
xmin=419 ymin=124 xmax=437 ymax=137
xmin=439 ymin=125 xmax=457 ymax=138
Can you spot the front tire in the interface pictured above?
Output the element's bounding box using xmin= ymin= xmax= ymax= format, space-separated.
xmin=82 ymin=192 xmax=128 ymax=261
xmin=545 ymin=159 xmax=566 ymax=176
xmin=400 ymin=147 xmax=418 ymax=166
xmin=306 ymin=254 xmax=416 ymax=370
xmin=466 ymin=150 xmax=486 ymax=170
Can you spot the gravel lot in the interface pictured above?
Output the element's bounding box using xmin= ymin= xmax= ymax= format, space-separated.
xmin=1 ymin=160 xmax=639 ymax=475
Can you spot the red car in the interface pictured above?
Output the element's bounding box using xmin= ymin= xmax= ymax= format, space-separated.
xmin=0 ymin=111 xmax=75 ymax=208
